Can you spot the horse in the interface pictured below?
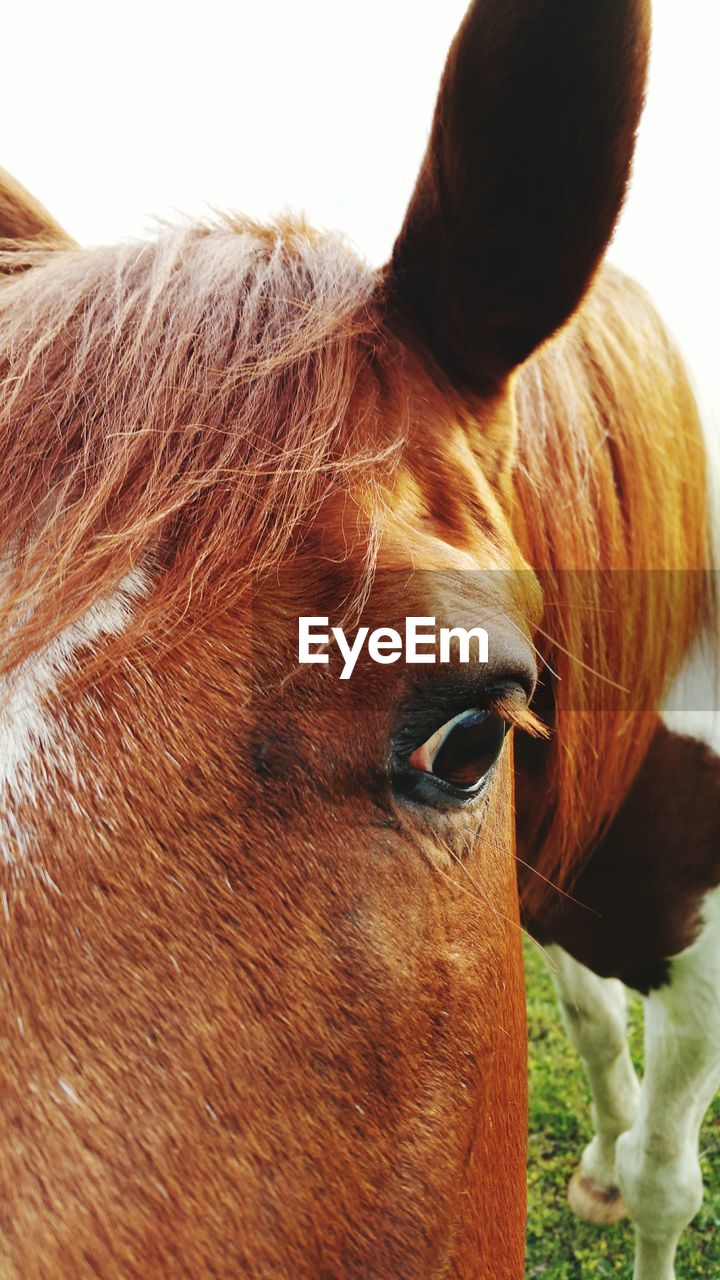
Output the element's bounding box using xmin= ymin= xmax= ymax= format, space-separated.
xmin=0 ymin=0 xmax=709 ymax=1276
xmin=514 ymin=278 xmax=719 ymax=1280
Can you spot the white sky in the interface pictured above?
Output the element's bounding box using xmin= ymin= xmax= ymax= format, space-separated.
xmin=3 ymin=0 xmax=718 ymax=413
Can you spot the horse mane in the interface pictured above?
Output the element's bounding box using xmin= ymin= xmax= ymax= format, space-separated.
xmin=513 ymin=264 xmax=715 ymax=912
xmin=0 ymin=218 xmax=397 ymax=676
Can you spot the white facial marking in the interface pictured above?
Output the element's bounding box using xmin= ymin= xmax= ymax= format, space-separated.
xmin=0 ymin=568 xmax=147 ymax=816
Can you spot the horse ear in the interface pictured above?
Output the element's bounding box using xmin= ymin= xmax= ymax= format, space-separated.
xmin=0 ymin=168 xmax=73 ymax=257
xmin=384 ymin=0 xmax=651 ymax=391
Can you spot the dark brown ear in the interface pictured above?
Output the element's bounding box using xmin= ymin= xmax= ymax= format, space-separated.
xmin=385 ymin=0 xmax=651 ymax=391
xmin=0 ymin=167 xmax=73 ymax=249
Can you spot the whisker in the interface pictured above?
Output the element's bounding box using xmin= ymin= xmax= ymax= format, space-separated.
xmin=531 ymin=622 xmax=632 ymax=693
xmin=513 ymin=852 xmax=600 ymax=914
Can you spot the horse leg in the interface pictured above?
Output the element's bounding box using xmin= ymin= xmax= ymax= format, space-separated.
xmin=543 ymin=943 xmax=640 ymax=1223
xmin=614 ymin=894 xmax=720 ymax=1280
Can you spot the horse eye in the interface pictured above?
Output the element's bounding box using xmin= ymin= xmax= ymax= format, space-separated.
xmin=408 ymin=708 xmax=508 ymax=792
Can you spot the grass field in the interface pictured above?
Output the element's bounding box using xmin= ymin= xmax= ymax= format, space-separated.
xmin=524 ymin=940 xmax=720 ymax=1278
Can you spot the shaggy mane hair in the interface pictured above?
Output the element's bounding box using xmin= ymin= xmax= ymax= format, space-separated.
xmin=0 ymin=219 xmax=398 ymax=676
xmin=513 ymin=267 xmax=715 ymax=910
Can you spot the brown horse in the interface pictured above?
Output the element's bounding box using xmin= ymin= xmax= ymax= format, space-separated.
xmin=0 ymin=1 xmax=709 ymax=1277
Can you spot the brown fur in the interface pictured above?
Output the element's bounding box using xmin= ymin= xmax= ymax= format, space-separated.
xmin=0 ymin=214 xmax=535 ymax=1277
xmin=1 ymin=617 xmax=530 ymax=1279
xmin=0 ymin=219 xmax=395 ymax=677
xmin=1 ymin=0 xmax=702 ymax=1275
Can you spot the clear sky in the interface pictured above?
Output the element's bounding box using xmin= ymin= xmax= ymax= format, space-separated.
xmin=3 ymin=1 xmax=718 ymax=415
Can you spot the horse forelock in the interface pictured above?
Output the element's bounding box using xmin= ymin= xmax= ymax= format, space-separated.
xmin=0 ymin=217 xmax=403 ymax=680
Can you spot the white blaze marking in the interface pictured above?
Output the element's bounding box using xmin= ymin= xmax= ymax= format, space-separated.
xmin=0 ymin=569 xmax=147 ymax=809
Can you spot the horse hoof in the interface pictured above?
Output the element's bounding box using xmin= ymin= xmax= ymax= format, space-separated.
xmin=567 ymin=1168 xmax=628 ymax=1224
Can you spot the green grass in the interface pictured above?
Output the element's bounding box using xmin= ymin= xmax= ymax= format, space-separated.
xmin=524 ymin=939 xmax=720 ymax=1278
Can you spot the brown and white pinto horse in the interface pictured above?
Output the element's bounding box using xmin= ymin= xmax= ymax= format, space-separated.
xmin=0 ymin=2 xmax=713 ymax=1277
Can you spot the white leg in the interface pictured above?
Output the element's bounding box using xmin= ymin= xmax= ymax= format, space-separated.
xmin=615 ymin=892 xmax=720 ymax=1280
xmin=544 ymin=944 xmax=640 ymax=1222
